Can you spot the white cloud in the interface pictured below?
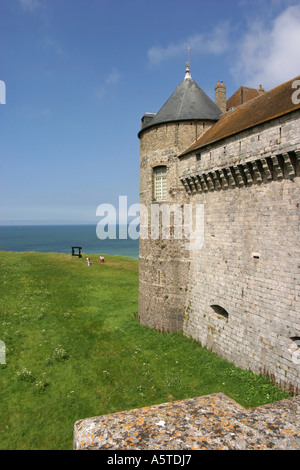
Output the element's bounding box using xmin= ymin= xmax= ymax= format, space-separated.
xmin=105 ymin=69 xmax=120 ymax=85
xmin=95 ymin=85 xmax=106 ymax=100
xmin=19 ymin=0 xmax=40 ymax=11
xmin=95 ymin=69 xmax=120 ymax=100
xmin=44 ymin=37 xmax=65 ymax=57
xmin=147 ymin=22 xmax=230 ymax=66
xmin=231 ymin=5 xmax=300 ymax=89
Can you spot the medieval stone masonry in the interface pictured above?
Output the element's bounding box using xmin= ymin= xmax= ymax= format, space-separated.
xmin=138 ymin=64 xmax=300 ymax=393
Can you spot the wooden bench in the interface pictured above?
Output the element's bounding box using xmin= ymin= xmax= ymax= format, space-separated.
xmin=71 ymin=246 xmax=82 ymax=258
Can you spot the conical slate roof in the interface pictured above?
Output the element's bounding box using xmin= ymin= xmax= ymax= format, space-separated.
xmin=139 ymin=64 xmax=222 ymax=137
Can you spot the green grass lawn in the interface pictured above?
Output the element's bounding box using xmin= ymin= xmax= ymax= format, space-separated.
xmin=0 ymin=251 xmax=291 ymax=450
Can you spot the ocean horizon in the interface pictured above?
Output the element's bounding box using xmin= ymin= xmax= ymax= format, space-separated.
xmin=0 ymin=224 xmax=139 ymax=259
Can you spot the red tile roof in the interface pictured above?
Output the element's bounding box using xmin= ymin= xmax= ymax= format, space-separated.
xmin=179 ymin=75 xmax=300 ymax=156
xmin=226 ymin=86 xmax=264 ymax=110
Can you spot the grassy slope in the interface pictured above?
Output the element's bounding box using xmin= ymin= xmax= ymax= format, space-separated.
xmin=0 ymin=251 xmax=290 ymax=450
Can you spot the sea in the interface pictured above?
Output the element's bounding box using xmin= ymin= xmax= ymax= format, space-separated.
xmin=0 ymin=225 xmax=139 ymax=259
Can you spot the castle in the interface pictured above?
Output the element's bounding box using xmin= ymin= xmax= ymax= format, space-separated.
xmin=138 ymin=63 xmax=300 ymax=393
xmin=73 ymin=65 xmax=300 ymax=449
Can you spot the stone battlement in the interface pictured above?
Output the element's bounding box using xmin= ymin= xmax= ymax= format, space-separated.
xmin=180 ymin=149 xmax=300 ymax=194
xmin=178 ymin=111 xmax=300 ymax=191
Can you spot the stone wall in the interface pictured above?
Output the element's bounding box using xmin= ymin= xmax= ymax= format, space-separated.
xmin=178 ymin=110 xmax=300 ymax=392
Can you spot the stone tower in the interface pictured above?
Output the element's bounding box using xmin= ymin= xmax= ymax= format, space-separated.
xmin=138 ymin=63 xmax=222 ymax=332
xmin=214 ymin=80 xmax=226 ymax=113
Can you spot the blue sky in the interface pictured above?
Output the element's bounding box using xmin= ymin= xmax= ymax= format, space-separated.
xmin=0 ymin=0 xmax=300 ymax=225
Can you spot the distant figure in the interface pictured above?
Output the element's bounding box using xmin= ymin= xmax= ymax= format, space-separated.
xmin=86 ymin=257 xmax=91 ymax=267
xmin=100 ymin=255 xmax=105 ymax=263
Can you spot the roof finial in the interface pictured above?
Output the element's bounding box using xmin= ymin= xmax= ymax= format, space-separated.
xmin=185 ymin=44 xmax=191 ymax=79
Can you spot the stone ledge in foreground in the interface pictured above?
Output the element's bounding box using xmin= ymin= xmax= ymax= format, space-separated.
xmin=73 ymin=393 xmax=300 ymax=450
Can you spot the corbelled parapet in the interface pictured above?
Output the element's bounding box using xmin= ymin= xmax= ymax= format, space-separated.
xmin=180 ymin=150 xmax=300 ymax=194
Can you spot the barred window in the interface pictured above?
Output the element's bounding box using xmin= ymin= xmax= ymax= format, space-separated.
xmin=153 ymin=166 xmax=167 ymax=201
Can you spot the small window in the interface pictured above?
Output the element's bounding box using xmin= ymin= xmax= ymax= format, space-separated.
xmin=290 ymin=336 xmax=300 ymax=345
xmin=153 ymin=166 xmax=167 ymax=201
xmin=210 ymin=304 xmax=229 ymax=319
xmin=196 ymin=153 xmax=201 ymax=161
